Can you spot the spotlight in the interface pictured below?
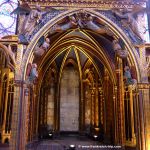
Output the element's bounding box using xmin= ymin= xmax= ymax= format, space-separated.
xmin=49 ymin=133 xmax=53 ymax=136
xmin=93 ymin=135 xmax=98 ymax=140
xmin=48 ymin=132 xmax=53 ymax=139
xmin=69 ymin=144 xmax=76 ymax=150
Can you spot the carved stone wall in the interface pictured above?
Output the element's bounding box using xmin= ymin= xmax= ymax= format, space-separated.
xmin=85 ymin=87 xmax=91 ymax=126
xmin=60 ymin=66 xmax=79 ymax=131
xmin=47 ymin=86 xmax=54 ymax=129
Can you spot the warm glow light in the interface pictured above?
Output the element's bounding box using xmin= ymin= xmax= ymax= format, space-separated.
xmin=70 ymin=145 xmax=75 ymax=148
xmin=94 ymin=135 xmax=98 ymax=138
xmin=49 ymin=133 xmax=52 ymax=136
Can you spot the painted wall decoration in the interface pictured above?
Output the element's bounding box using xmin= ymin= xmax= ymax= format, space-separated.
xmin=0 ymin=0 xmax=18 ymax=38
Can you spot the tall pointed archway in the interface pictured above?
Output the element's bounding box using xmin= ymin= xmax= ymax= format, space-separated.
xmin=9 ymin=8 xmax=150 ymax=150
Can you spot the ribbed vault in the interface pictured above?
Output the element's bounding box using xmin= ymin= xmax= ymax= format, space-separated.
xmin=35 ymin=29 xmax=116 ymax=87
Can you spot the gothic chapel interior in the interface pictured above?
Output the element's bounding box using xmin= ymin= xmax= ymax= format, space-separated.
xmin=0 ymin=0 xmax=150 ymax=150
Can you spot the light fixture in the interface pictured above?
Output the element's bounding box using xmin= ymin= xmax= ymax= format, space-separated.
xmin=93 ymin=135 xmax=98 ymax=140
xmin=49 ymin=133 xmax=53 ymax=136
xmin=69 ymin=144 xmax=76 ymax=150
xmin=48 ymin=132 xmax=53 ymax=139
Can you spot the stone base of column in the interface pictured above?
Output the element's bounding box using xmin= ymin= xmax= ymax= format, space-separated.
xmin=1 ymin=131 xmax=11 ymax=143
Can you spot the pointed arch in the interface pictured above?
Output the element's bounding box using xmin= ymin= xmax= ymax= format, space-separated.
xmin=21 ymin=9 xmax=141 ymax=84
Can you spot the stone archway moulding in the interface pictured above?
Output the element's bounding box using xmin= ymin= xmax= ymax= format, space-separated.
xmin=20 ymin=8 xmax=141 ymax=82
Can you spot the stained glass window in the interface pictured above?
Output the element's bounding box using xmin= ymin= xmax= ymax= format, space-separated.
xmin=0 ymin=0 xmax=18 ymax=38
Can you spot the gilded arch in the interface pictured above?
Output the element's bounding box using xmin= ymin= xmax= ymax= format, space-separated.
xmin=3 ymin=2 xmax=149 ymax=150
xmin=20 ymin=9 xmax=141 ymax=83
xmin=38 ymin=31 xmax=116 ymax=84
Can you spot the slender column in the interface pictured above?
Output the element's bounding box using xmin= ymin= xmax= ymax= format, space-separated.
xmin=128 ymin=87 xmax=136 ymax=144
xmin=103 ymin=69 xmax=109 ymax=134
xmin=54 ymin=83 xmax=58 ymax=131
xmin=80 ymin=75 xmax=84 ymax=132
xmin=29 ymin=85 xmax=35 ymax=141
xmin=55 ymin=91 xmax=59 ymax=132
xmin=137 ymin=89 xmax=147 ymax=150
xmin=10 ymin=43 xmax=24 ymax=150
xmin=56 ymin=83 xmax=59 ymax=132
xmin=115 ymin=57 xmax=125 ymax=146
xmin=80 ymin=97 xmax=84 ymax=132
xmin=10 ymin=81 xmax=23 ymax=150
xmin=138 ymin=45 xmax=150 ymax=150
xmin=133 ymin=90 xmax=141 ymax=149
xmin=14 ymin=83 xmax=31 ymax=149
xmin=113 ymin=86 xmax=118 ymax=144
xmin=35 ymin=88 xmax=40 ymax=139
xmin=98 ymin=87 xmax=103 ymax=125
xmin=91 ymin=88 xmax=95 ymax=126
xmin=33 ymin=86 xmax=37 ymax=139
xmin=2 ymin=69 xmax=10 ymax=143
xmin=21 ymin=86 xmax=29 ymax=146
xmin=95 ymin=79 xmax=99 ymax=127
xmin=138 ymin=88 xmax=150 ymax=150
xmin=143 ymin=88 xmax=150 ymax=150
xmin=33 ymin=84 xmax=39 ymax=140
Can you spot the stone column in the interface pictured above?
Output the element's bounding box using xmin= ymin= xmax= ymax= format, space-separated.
xmin=10 ymin=82 xmax=30 ymax=150
xmin=103 ymin=69 xmax=109 ymax=134
xmin=143 ymin=88 xmax=150 ymax=150
xmin=20 ymin=85 xmax=30 ymax=147
xmin=28 ymin=85 xmax=35 ymax=141
xmin=32 ymin=84 xmax=39 ymax=141
xmin=55 ymin=86 xmax=59 ymax=132
xmin=10 ymin=81 xmax=22 ymax=150
xmin=80 ymin=76 xmax=84 ymax=132
xmin=91 ymin=88 xmax=95 ymax=127
xmin=1 ymin=69 xmax=10 ymax=143
xmin=10 ymin=43 xmax=24 ymax=150
xmin=133 ymin=90 xmax=141 ymax=149
xmin=128 ymin=87 xmax=136 ymax=144
xmin=98 ymin=87 xmax=104 ymax=125
xmin=137 ymin=89 xmax=147 ymax=150
xmin=137 ymin=45 xmax=150 ymax=150
xmin=35 ymin=87 xmax=41 ymax=139
xmin=115 ymin=57 xmax=125 ymax=146
xmin=10 ymin=81 xmax=30 ymax=150
xmin=95 ymin=79 xmax=99 ymax=127
xmin=138 ymin=85 xmax=150 ymax=150
xmin=113 ymin=86 xmax=118 ymax=144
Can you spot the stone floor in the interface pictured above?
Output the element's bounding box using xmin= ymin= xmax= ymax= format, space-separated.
xmin=36 ymin=136 xmax=101 ymax=150
xmin=26 ymin=135 xmax=124 ymax=150
xmin=0 ymin=135 xmax=136 ymax=150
